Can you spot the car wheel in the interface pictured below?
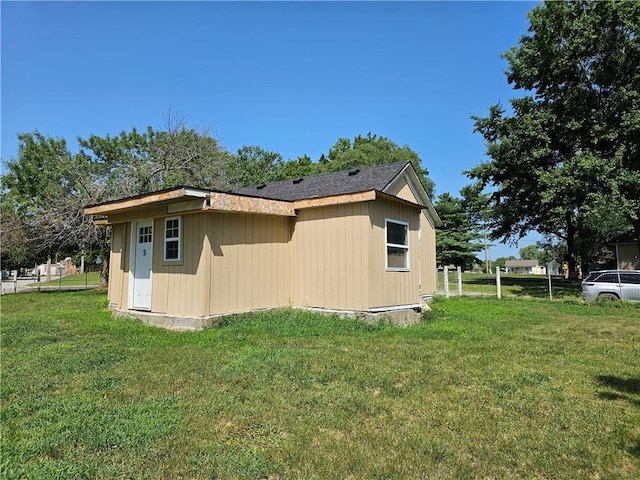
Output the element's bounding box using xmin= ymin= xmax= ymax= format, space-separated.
xmin=597 ymin=292 xmax=619 ymax=301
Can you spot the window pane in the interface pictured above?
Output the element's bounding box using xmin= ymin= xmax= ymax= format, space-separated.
xmin=138 ymin=225 xmax=152 ymax=244
xmin=164 ymin=218 xmax=180 ymax=261
xmin=165 ymin=219 xmax=179 ymax=238
xmin=620 ymin=273 xmax=640 ymax=285
xmin=387 ymin=246 xmax=407 ymax=269
xmin=165 ymin=240 xmax=179 ymax=260
xmin=387 ymin=222 xmax=407 ymax=246
xmin=596 ymin=273 xmax=618 ymax=283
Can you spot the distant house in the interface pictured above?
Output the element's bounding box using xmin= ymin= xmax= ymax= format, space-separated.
xmin=609 ymin=233 xmax=640 ymax=270
xmin=32 ymin=257 xmax=75 ymax=277
xmin=84 ymin=162 xmax=443 ymax=330
xmin=505 ymin=259 xmax=546 ymax=275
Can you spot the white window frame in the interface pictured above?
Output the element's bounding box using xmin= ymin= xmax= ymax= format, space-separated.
xmin=163 ymin=216 xmax=181 ymax=262
xmin=385 ymin=218 xmax=410 ymax=271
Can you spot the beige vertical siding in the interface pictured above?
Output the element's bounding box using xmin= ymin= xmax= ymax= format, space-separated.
xmin=120 ymin=223 xmax=131 ymax=309
xmin=368 ymin=198 xmax=421 ymax=308
xmin=420 ymin=211 xmax=438 ymax=295
xmin=292 ymin=203 xmax=370 ymax=311
xmin=617 ymin=244 xmax=640 ymax=269
xmin=386 ymin=177 xmax=439 ymax=296
xmin=208 ymin=212 xmax=292 ymax=315
xmin=108 ymin=223 xmax=126 ymax=308
xmin=151 ymin=215 xmax=210 ymax=317
xmin=106 ymin=194 xmax=438 ymax=317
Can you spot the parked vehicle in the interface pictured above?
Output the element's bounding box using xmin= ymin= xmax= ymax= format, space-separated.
xmin=581 ymin=270 xmax=640 ymax=302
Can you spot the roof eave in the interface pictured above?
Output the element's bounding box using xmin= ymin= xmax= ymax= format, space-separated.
xmin=208 ymin=191 xmax=295 ymax=216
xmin=83 ymin=187 xmax=210 ymax=216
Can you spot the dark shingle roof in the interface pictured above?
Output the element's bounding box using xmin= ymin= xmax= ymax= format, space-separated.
xmin=233 ymin=161 xmax=410 ymax=201
xmin=609 ymin=232 xmax=638 ymax=244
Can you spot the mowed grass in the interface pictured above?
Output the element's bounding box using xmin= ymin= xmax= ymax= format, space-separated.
xmin=27 ymin=271 xmax=101 ymax=287
xmin=1 ymin=291 xmax=639 ymax=479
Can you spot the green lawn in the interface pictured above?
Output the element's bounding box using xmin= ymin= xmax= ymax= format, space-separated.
xmin=2 ymin=291 xmax=639 ymax=479
xmin=27 ymin=271 xmax=101 ymax=287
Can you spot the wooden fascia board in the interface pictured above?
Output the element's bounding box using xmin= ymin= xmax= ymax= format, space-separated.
xmin=375 ymin=191 xmax=424 ymax=209
xmin=293 ymin=190 xmax=377 ymax=210
xmin=99 ymin=206 xmax=178 ymax=225
xmin=207 ymin=192 xmax=296 ymax=216
xmin=83 ymin=187 xmax=208 ymax=216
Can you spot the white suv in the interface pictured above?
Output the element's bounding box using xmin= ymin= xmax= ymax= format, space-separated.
xmin=581 ymin=270 xmax=640 ymax=302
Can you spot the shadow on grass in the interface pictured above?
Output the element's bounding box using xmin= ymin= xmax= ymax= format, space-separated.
xmin=596 ymin=375 xmax=640 ymax=395
xmin=595 ymin=375 xmax=640 ymax=408
xmin=595 ymin=375 xmax=640 ymax=458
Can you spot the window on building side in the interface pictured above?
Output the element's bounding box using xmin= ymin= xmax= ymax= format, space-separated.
xmin=385 ymin=219 xmax=409 ymax=271
xmin=164 ymin=217 xmax=181 ymax=261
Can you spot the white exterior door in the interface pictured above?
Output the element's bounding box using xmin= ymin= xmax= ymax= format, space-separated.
xmin=132 ymin=220 xmax=153 ymax=310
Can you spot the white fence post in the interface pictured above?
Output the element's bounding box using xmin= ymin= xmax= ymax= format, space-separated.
xmin=457 ymin=266 xmax=462 ymax=297
xmin=547 ymin=261 xmax=556 ymax=301
xmin=444 ymin=266 xmax=450 ymax=298
xmin=496 ymin=267 xmax=502 ymax=299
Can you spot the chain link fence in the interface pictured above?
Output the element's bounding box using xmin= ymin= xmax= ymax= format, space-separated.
xmin=1 ymin=258 xmax=103 ymax=295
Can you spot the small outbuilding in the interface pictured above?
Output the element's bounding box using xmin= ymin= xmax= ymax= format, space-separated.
xmin=84 ymin=161 xmax=442 ymax=329
xmin=609 ymin=233 xmax=640 ymax=270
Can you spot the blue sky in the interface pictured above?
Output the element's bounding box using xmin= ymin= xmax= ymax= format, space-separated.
xmin=1 ymin=1 xmax=540 ymax=259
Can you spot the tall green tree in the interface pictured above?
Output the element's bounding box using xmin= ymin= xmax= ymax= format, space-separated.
xmin=435 ymin=192 xmax=482 ymax=269
xmin=231 ymin=133 xmax=436 ymax=198
xmin=322 ymin=133 xmax=435 ymax=197
xmin=1 ymin=132 xmax=105 ymax=268
xmin=468 ymin=0 xmax=640 ymax=277
xmin=225 ymin=145 xmax=283 ymax=188
xmin=271 ymin=154 xmax=321 ymax=181
xmin=79 ymin=118 xmax=231 ymax=199
xmin=460 ymin=183 xmax=493 ymax=272
xmin=1 ymin=117 xmax=232 ymax=271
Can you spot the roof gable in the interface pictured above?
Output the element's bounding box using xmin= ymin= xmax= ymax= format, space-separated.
xmin=384 ymin=175 xmax=420 ymax=204
xmin=382 ymin=164 xmax=443 ymax=228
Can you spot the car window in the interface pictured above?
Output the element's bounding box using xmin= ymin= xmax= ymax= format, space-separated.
xmin=620 ymin=273 xmax=640 ymax=285
xmin=595 ymin=273 xmax=619 ymax=283
xmin=584 ymin=273 xmax=600 ymax=282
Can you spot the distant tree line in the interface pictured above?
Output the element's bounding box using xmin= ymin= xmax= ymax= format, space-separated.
xmin=0 ymin=121 xmax=434 ymax=271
